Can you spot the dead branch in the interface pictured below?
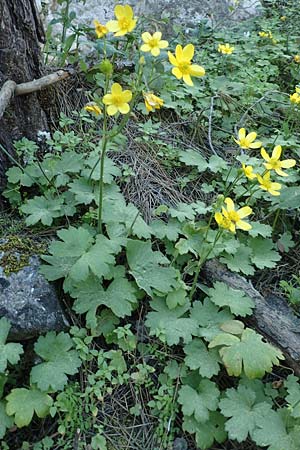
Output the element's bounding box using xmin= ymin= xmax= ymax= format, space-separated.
xmin=0 ymin=70 xmax=73 ymax=120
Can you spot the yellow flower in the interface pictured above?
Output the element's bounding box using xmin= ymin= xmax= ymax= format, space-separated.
xmin=257 ymin=172 xmax=281 ymax=196
xmin=143 ymin=92 xmax=163 ymax=112
xmin=242 ymin=164 xmax=256 ymax=180
xmin=261 ymin=146 xmax=296 ymax=177
xmin=294 ymin=55 xmax=300 ymax=63
xmin=102 ymin=83 xmax=132 ymax=115
xmin=259 ymin=30 xmax=272 ymax=38
xmin=290 ymin=92 xmax=300 ymax=104
xmin=280 ymin=15 xmax=287 ymax=21
xmin=218 ymin=43 xmax=235 ymax=55
xmin=140 ymin=31 xmax=168 ymax=57
xmin=93 ymin=20 xmax=108 ymax=38
xmin=234 ymin=128 xmax=262 ymax=150
xmin=215 ymin=197 xmax=252 ymax=233
xmin=168 ymin=44 xmax=205 ymax=87
xmin=106 ymin=4 xmax=137 ymax=37
xmin=84 ymin=103 xmax=102 ymax=115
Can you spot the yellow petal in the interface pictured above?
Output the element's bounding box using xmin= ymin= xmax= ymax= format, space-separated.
xmin=182 ymin=43 xmax=194 ymax=60
xmin=121 ymin=90 xmax=133 ymax=102
xmin=107 ymin=104 xmax=118 ymax=115
xmin=118 ymin=103 xmax=130 ymax=114
xmin=123 ymin=4 xmax=134 ymax=19
xmin=159 ymin=40 xmax=169 ymax=49
xmin=238 ymin=128 xmax=246 ymax=140
xmin=272 ymin=145 xmax=282 ymax=160
xmin=102 ymin=94 xmax=113 ymax=105
xmin=106 ymin=20 xmax=119 ymax=32
xmin=229 ymin=223 xmax=236 ymax=233
xmin=111 ymin=83 xmax=122 ymax=95
xmin=249 ymin=141 xmax=262 ymax=149
xmin=215 ymin=212 xmax=223 ymax=226
xmin=225 ymin=197 xmax=235 ymax=212
xmin=128 ymin=19 xmax=137 ymax=32
xmin=175 ymin=45 xmax=184 ymax=61
xmin=182 ymin=74 xmax=193 ymax=86
xmin=172 ymin=67 xmax=182 ymax=79
xmin=140 ymin=43 xmax=151 ymax=52
xmin=190 ymin=64 xmax=205 ymax=77
xmin=280 ymin=159 xmax=296 ymax=168
xmin=142 ymin=32 xmax=151 ymax=43
xmin=114 ymin=5 xmax=125 ymax=19
xmin=245 ymin=131 xmax=257 ymax=143
xmin=168 ymin=51 xmax=178 ymax=66
xmin=237 ymin=206 xmax=252 ymax=219
xmin=153 ymin=31 xmax=162 ymax=40
xmin=269 ymin=189 xmax=281 ymax=196
xmin=275 ymin=168 xmax=288 ymax=177
xmin=261 ymin=147 xmax=270 ymax=162
xmin=236 ymin=220 xmax=252 ymax=231
xmin=151 ymin=47 xmax=160 ymax=57
xmin=115 ymin=29 xmax=128 ymax=37
xmin=271 ymin=182 xmax=282 ymax=190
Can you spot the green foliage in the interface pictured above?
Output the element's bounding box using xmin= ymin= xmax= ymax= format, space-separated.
xmin=6 ymin=388 xmax=53 ymax=427
xmin=0 ymin=317 xmax=23 ymax=372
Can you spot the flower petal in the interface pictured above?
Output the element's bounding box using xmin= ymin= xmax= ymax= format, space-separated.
xmin=280 ymin=159 xmax=296 ymax=168
xmin=245 ymin=132 xmax=257 ymax=144
xmin=182 ymin=74 xmax=193 ymax=86
xmin=107 ymin=104 xmax=118 ymax=116
xmin=237 ymin=206 xmax=252 ymax=219
xmin=153 ymin=31 xmax=162 ymax=40
xmin=114 ymin=5 xmax=125 ymax=19
xmin=236 ymin=220 xmax=252 ymax=231
xmin=159 ymin=40 xmax=169 ymax=49
xmin=182 ymin=43 xmax=194 ymax=60
xmin=128 ymin=19 xmax=137 ymax=32
xmin=106 ymin=20 xmax=119 ymax=32
xmin=140 ymin=43 xmax=151 ymax=52
xmin=168 ymin=51 xmax=178 ymax=66
xmin=111 ymin=83 xmax=122 ymax=95
xmin=172 ymin=67 xmax=182 ymax=79
xmin=190 ymin=64 xmax=205 ymax=76
xmin=151 ymin=47 xmax=160 ymax=57
xmin=275 ymin=168 xmax=288 ymax=177
xmin=215 ymin=212 xmax=223 ymax=226
xmin=123 ymin=4 xmax=134 ymax=19
xmin=238 ymin=128 xmax=246 ymax=140
xmin=261 ymin=147 xmax=270 ymax=162
xmin=102 ymin=94 xmax=113 ymax=105
xmin=142 ymin=32 xmax=152 ymax=43
xmin=121 ymin=90 xmax=133 ymax=102
xmin=118 ymin=103 xmax=130 ymax=114
xmin=225 ymin=197 xmax=235 ymax=212
xmin=249 ymin=141 xmax=262 ymax=149
xmin=272 ymin=145 xmax=282 ymax=160
xmin=175 ymin=45 xmax=184 ymax=61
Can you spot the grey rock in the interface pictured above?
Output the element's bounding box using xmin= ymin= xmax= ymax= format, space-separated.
xmin=173 ymin=437 xmax=188 ymax=450
xmin=0 ymin=255 xmax=69 ymax=340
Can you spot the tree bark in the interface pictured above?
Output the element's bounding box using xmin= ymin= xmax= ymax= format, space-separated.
xmin=0 ymin=0 xmax=46 ymax=190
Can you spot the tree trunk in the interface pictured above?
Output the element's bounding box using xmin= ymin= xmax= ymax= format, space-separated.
xmin=0 ymin=0 xmax=47 ymax=190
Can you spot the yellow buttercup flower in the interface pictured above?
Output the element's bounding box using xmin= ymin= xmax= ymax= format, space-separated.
xmin=168 ymin=44 xmax=205 ymax=87
xmin=242 ymin=164 xmax=256 ymax=180
xmin=294 ymin=55 xmax=300 ymax=63
xmin=280 ymin=15 xmax=287 ymax=21
xmin=257 ymin=172 xmax=281 ymax=196
xmin=218 ymin=43 xmax=235 ymax=55
xmin=106 ymin=4 xmax=137 ymax=37
xmin=261 ymin=146 xmax=296 ymax=177
xmin=259 ymin=30 xmax=272 ymax=39
xmin=93 ymin=20 xmax=108 ymax=38
xmin=140 ymin=32 xmax=168 ymax=57
xmin=234 ymin=128 xmax=262 ymax=150
xmin=215 ymin=197 xmax=252 ymax=233
xmin=102 ymin=83 xmax=132 ymax=115
xmin=143 ymin=92 xmax=163 ymax=112
xmin=84 ymin=103 xmax=102 ymax=116
xmin=290 ymin=92 xmax=300 ymax=104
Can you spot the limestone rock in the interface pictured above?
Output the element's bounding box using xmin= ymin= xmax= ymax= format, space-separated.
xmin=0 ymin=255 xmax=69 ymax=340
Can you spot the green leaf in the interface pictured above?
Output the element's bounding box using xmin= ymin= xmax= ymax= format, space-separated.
xmin=178 ymin=380 xmax=219 ymax=422
xmin=150 ymin=218 xmax=181 ymax=241
xmin=208 ymin=155 xmax=228 ymax=173
xmin=272 ymin=185 xmax=300 ymax=210
xmin=285 ymin=375 xmax=300 ymax=418
xmin=30 ymin=332 xmax=81 ymax=391
xmin=166 ymin=287 xmax=187 ymax=309
xmin=145 ymin=298 xmax=198 ymax=345
xmin=209 ymin=327 xmax=284 ymax=378
xmin=72 ymin=270 xmax=137 ymax=324
xmin=248 ymin=222 xmax=272 ymax=238
xmin=179 ymin=149 xmax=208 ymax=172
xmin=41 ymin=227 xmax=121 ymax=284
xmin=248 ymin=237 xmax=281 ymax=269
xmin=0 ymin=401 xmax=13 ymax=438
xmin=221 ymin=244 xmax=255 ymax=275
xmin=219 ymin=384 xmax=272 ymax=442
xmin=183 ymin=412 xmax=227 ymax=450
xmin=82 ymin=152 xmax=121 ymax=183
xmin=169 ymin=203 xmax=196 ymax=222
xmin=0 ymin=317 xmax=23 ymax=372
xmin=252 ymin=409 xmax=300 ymax=450
xmin=208 ymin=282 xmax=255 ymax=317
xmin=68 ymin=177 xmax=97 ymax=205
xmin=184 ymin=338 xmax=220 ymax=378
xmin=127 ymin=240 xmax=179 ymax=297
xmin=20 ymin=195 xmax=64 ymax=226
xmin=190 ymin=298 xmax=233 ymax=342
xmin=6 ymin=388 xmax=53 ymax=427
xmin=277 ymin=232 xmax=295 ymax=253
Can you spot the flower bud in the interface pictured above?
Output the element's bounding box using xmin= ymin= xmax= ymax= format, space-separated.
xmin=99 ymin=59 xmax=113 ymax=75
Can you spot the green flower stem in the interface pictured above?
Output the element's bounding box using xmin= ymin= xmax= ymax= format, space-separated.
xmin=189 ymin=228 xmax=223 ymax=300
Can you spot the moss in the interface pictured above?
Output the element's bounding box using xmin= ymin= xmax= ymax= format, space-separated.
xmin=0 ymin=235 xmax=46 ymax=276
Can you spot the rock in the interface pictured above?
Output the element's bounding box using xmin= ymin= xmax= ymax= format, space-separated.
xmin=173 ymin=437 xmax=188 ymax=450
xmin=0 ymin=255 xmax=69 ymax=340
xmin=46 ymin=0 xmax=260 ymax=35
